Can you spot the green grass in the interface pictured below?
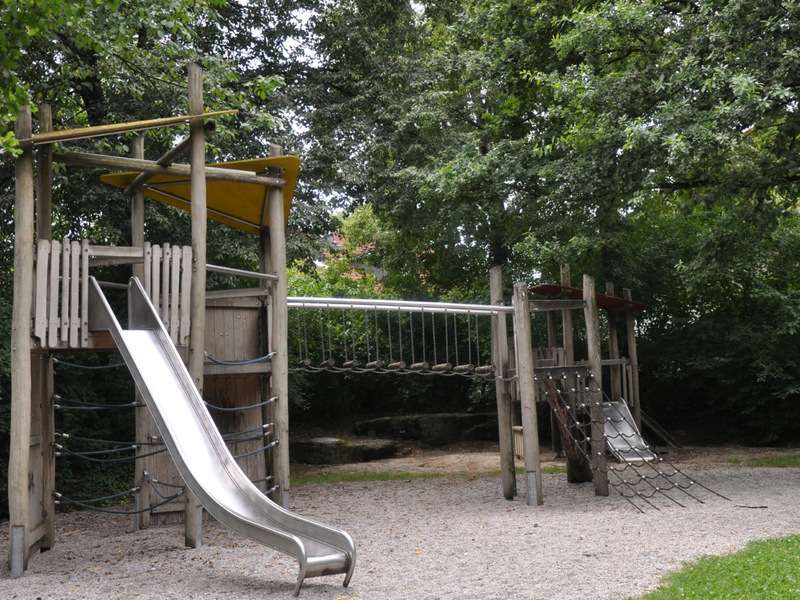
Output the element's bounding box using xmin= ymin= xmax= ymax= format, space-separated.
xmin=290 ymin=464 xmax=566 ymax=486
xmin=631 ymin=535 xmax=800 ymax=599
xmin=744 ymin=455 xmax=800 ymax=468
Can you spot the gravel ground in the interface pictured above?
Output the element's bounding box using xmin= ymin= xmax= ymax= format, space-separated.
xmin=1 ymin=453 xmax=799 ymax=600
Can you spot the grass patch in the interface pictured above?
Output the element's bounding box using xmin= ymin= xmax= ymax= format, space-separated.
xmin=632 ymin=535 xmax=800 ymax=599
xmin=745 ymin=455 xmax=800 ymax=468
xmin=291 ymin=464 xmax=566 ymax=486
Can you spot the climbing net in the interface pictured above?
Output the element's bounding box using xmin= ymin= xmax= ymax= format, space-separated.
xmin=534 ymin=368 xmax=728 ymax=512
xmin=288 ymin=297 xmax=508 ymax=379
xmin=51 ymin=357 xmax=280 ymax=515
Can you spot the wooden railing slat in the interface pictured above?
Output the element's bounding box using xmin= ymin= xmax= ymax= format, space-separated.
xmin=180 ymin=246 xmax=192 ymax=346
xmin=80 ymin=240 xmax=89 ymax=347
xmin=161 ymin=243 xmax=171 ymax=327
xmin=34 ymin=240 xmax=50 ymax=344
xmin=59 ymin=239 xmax=70 ymax=342
xmin=69 ymin=241 xmax=79 ymax=347
xmin=170 ymin=246 xmax=180 ymax=344
xmin=47 ymin=240 xmax=60 ymax=348
xmin=151 ymin=245 xmax=161 ymax=312
xmin=143 ymin=242 xmax=152 ymax=297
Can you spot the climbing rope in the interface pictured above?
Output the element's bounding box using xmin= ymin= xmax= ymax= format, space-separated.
xmin=233 ymin=439 xmax=278 ymax=459
xmin=55 ymin=432 xmax=164 ymax=446
xmin=54 ymin=444 xmax=168 ymax=463
xmin=53 ymin=395 xmax=144 ymax=410
xmin=53 ymin=358 xmax=126 ymax=370
xmin=204 ymin=351 xmax=276 ymax=366
xmin=534 ymin=372 xmax=727 ymax=512
xmin=204 ymin=396 xmax=277 ymax=412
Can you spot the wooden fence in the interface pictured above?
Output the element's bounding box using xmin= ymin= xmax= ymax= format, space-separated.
xmin=32 ymin=240 xmax=192 ymax=349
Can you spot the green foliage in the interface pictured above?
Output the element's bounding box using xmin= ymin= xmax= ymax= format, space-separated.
xmin=633 ymin=535 xmax=800 ymax=600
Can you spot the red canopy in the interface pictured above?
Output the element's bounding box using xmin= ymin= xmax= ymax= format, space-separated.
xmin=528 ymin=284 xmax=650 ymax=312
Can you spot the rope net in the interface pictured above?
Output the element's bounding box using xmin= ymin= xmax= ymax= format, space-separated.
xmin=534 ymin=369 xmax=727 ymax=512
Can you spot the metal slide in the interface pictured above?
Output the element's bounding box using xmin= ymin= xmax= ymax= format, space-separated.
xmin=603 ymin=401 xmax=658 ymax=464
xmin=87 ymin=277 xmax=356 ymax=596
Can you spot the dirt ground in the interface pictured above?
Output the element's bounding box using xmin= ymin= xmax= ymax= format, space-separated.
xmin=292 ymin=436 xmax=800 ymax=477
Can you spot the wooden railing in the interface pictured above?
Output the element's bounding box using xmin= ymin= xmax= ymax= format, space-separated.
xmin=32 ymin=240 xmax=192 ymax=349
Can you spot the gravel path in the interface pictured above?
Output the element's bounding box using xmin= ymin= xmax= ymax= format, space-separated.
xmin=1 ymin=461 xmax=799 ymax=599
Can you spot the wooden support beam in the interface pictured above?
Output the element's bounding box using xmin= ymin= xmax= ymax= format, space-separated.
xmin=512 ymin=282 xmax=543 ymax=506
xmin=489 ymin=266 xmax=516 ymax=500
xmin=544 ymin=284 xmax=560 ymax=453
xmin=10 ymin=106 xmax=35 ymax=573
xmin=185 ymin=62 xmax=206 ymax=549
xmin=558 ymin=265 xmax=575 ymax=461
xmin=528 ymin=299 xmax=585 ymax=312
xmin=53 ymin=151 xmax=286 ymax=187
xmin=605 ymin=282 xmax=621 ymax=402
xmin=123 ymin=122 xmax=215 ymax=196
xmin=583 ymin=275 xmax=608 ymax=496
xmin=133 ymin=132 xmax=150 ymax=534
xmin=268 ymin=143 xmax=290 ymax=509
xmin=35 ymin=105 xmax=53 ymax=241
xmin=131 ymin=136 xmax=145 ymax=281
xmin=18 ymin=109 xmax=237 ymax=145
xmin=259 ymin=214 xmax=274 ymax=495
xmin=623 ymin=288 xmax=642 ymax=430
xmin=38 ymin=354 xmax=55 ymax=550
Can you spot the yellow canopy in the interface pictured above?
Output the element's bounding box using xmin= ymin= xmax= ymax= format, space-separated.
xmin=101 ymin=156 xmax=301 ymax=235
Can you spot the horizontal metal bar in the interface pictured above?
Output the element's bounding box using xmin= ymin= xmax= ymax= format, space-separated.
xmin=287 ymin=296 xmax=513 ymax=315
xmin=206 ymin=264 xmax=278 ymax=281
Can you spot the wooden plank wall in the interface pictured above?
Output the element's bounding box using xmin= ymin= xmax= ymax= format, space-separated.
xmin=144 ymin=297 xmax=269 ymax=523
xmin=204 ymin=298 xmax=268 ymax=491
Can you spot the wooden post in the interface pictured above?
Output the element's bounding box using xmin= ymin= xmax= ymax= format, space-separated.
xmin=259 ymin=159 xmax=274 ymax=493
xmin=131 ymin=136 xmax=146 ymax=276
xmin=583 ymin=275 xmax=608 ymax=496
xmin=545 ymin=284 xmax=562 ymax=456
xmin=268 ymin=144 xmax=290 ymax=509
xmin=9 ymin=106 xmax=35 ymax=574
xmin=512 ymin=282 xmax=543 ymax=506
xmin=35 ymin=105 xmax=56 ymax=550
xmin=605 ymin=282 xmax=621 ymax=402
xmin=35 ymin=105 xmax=53 ymax=240
xmin=41 ymin=355 xmax=55 ymax=549
xmin=560 ymin=265 xmax=575 ymax=365
xmin=489 ymin=266 xmax=516 ymax=500
xmin=559 ymin=265 xmax=575 ymax=463
xmin=130 ymin=136 xmax=151 ymax=528
xmin=185 ymin=62 xmax=206 ymax=548
xmin=623 ymin=288 xmax=642 ymax=429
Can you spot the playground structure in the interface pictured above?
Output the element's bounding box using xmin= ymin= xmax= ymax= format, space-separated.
xmin=8 ymin=62 xmax=705 ymax=592
xmin=7 ymin=64 xmax=356 ymax=594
